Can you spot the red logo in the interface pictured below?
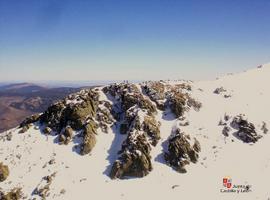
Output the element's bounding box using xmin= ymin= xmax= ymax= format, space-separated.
xmin=223 ymin=177 xmax=232 ymax=188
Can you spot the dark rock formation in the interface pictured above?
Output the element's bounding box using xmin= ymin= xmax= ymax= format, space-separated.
xmin=261 ymin=122 xmax=268 ymax=134
xmin=39 ymin=101 xmax=66 ymax=132
xmin=64 ymin=97 xmax=97 ymax=130
xmin=222 ymin=126 xmax=231 ymax=137
xmin=232 ymin=115 xmax=262 ymax=143
xmin=142 ymin=115 xmax=161 ymax=146
xmin=43 ymin=126 xmax=52 ymax=135
xmin=0 ymin=188 xmax=22 ymax=200
xmin=105 ymin=83 xmax=160 ymax=179
xmin=110 ymin=132 xmax=152 ymax=179
xmin=59 ymin=126 xmax=73 ymax=145
xmin=96 ymin=101 xmax=114 ymax=133
xmin=213 ymin=87 xmax=226 ymax=94
xmin=0 ymin=162 xmax=9 ymax=182
xmin=169 ymin=93 xmax=186 ymax=118
xmin=104 ymin=83 xmax=157 ymax=115
xmin=18 ymin=114 xmax=40 ymax=133
xmin=19 ymin=114 xmax=40 ymax=128
xmin=80 ymin=120 xmax=98 ymax=155
xmin=40 ymin=90 xmax=98 ymax=132
xmin=164 ymin=129 xmax=201 ymax=173
xmin=142 ymin=81 xmax=166 ymax=110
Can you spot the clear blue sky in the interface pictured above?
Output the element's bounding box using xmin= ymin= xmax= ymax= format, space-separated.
xmin=1 ymin=0 xmax=270 ymax=81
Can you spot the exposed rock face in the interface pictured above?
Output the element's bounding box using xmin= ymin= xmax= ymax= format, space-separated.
xmin=64 ymin=97 xmax=97 ymax=130
xmin=80 ymin=120 xmax=98 ymax=155
xmin=164 ymin=129 xmax=201 ymax=173
xmin=169 ymin=93 xmax=187 ymax=118
xmin=104 ymin=83 xmax=157 ymax=115
xmin=32 ymin=172 xmax=56 ymax=199
xmin=104 ymin=83 xmax=160 ymax=179
xmin=219 ymin=114 xmax=263 ymax=143
xmin=222 ymin=126 xmax=231 ymax=137
xmin=142 ymin=81 xmax=201 ymax=118
xmin=19 ymin=114 xmax=40 ymax=133
xmin=0 ymin=188 xmax=22 ymax=200
xmin=110 ymin=131 xmax=152 ymax=179
xmin=142 ymin=115 xmax=161 ymax=146
xmin=39 ymin=101 xmax=66 ymax=132
xmin=40 ymin=90 xmax=98 ymax=132
xmin=59 ymin=126 xmax=73 ymax=145
xmin=0 ymin=162 xmax=9 ymax=182
xmin=96 ymin=101 xmax=114 ymax=133
xmin=142 ymin=81 xmax=166 ymax=110
xmin=232 ymin=115 xmax=262 ymax=143
xmin=43 ymin=126 xmax=52 ymax=135
xmin=19 ymin=114 xmax=40 ymax=128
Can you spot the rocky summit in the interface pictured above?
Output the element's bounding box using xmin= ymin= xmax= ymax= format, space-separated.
xmin=1 ymin=64 xmax=270 ymax=200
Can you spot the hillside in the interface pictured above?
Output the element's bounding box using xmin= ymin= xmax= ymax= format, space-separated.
xmin=0 ymin=64 xmax=269 ymax=200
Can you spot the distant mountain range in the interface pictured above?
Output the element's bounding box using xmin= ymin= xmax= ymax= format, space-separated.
xmin=0 ymin=83 xmax=92 ymax=132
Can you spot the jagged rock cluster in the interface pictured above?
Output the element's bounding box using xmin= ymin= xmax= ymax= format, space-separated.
xmin=15 ymin=81 xmax=202 ymax=180
xmin=18 ymin=89 xmax=114 ymax=156
xmin=104 ymin=83 xmax=161 ymax=179
xmin=142 ymin=81 xmax=201 ymax=118
xmin=219 ymin=114 xmax=263 ymax=143
xmin=0 ymin=162 xmax=9 ymax=182
xmin=213 ymin=87 xmax=232 ymax=98
xmin=231 ymin=115 xmax=262 ymax=143
xmin=32 ymin=172 xmax=56 ymax=199
xmin=19 ymin=114 xmax=40 ymax=133
xmin=0 ymin=188 xmax=22 ymax=200
xmin=164 ymin=128 xmax=201 ymax=173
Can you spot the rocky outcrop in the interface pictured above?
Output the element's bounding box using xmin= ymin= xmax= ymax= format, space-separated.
xmin=110 ymin=131 xmax=152 ymax=179
xmin=40 ymin=90 xmax=98 ymax=132
xmin=0 ymin=162 xmax=9 ymax=182
xmin=142 ymin=81 xmax=166 ymax=110
xmin=164 ymin=129 xmax=201 ymax=173
xmin=19 ymin=114 xmax=40 ymax=128
xmin=232 ymin=115 xmax=262 ymax=143
xmin=43 ymin=126 xmax=52 ymax=135
xmin=64 ymin=97 xmax=97 ymax=130
xmin=104 ymin=83 xmax=160 ymax=179
xmin=169 ymin=93 xmax=187 ymax=118
xmin=32 ymin=172 xmax=56 ymax=199
xmin=219 ymin=114 xmax=263 ymax=143
xmin=104 ymin=83 xmax=157 ymax=115
xmin=0 ymin=188 xmax=22 ymax=200
xmin=39 ymin=101 xmax=66 ymax=132
xmin=80 ymin=120 xmax=98 ymax=155
xmin=142 ymin=115 xmax=161 ymax=146
xmin=19 ymin=114 xmax=40 ymax=133
xmin=213 ymin=87 xmax=227 ymax=94
xmin=59 ymin=126 xmax=73 ymax=145
xmin=96 ymin=101 xmax=115 ymax=133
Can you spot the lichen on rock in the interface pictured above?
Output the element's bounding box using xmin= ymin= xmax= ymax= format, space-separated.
xmin=106 ymin=83 xmax=160 ymax=179
xmin=80 ymin=120 xmax=98 ymax=155
xmin=110 ymin=131 xmax=152 ymax=179
xmin=164 ymin=129 xmax=201 ymax=173
xmin=0 ymin=162 xmax=9 ymax=182
xmin=58 ymin=126 xmax=73 ymax=145
xmin=0 ymin=188 xmax=22 ymax=200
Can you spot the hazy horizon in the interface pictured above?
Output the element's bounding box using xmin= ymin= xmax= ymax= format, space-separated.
xmin=1 ymin=0 xmax=270 ymax=81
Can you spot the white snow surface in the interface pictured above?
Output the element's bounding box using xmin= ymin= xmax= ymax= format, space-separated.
xmin=1 ymin=64 xmax=270 ymax=199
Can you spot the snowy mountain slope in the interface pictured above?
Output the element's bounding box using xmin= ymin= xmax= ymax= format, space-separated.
xmin=1 ymin=64 xmax=270 ymax=200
